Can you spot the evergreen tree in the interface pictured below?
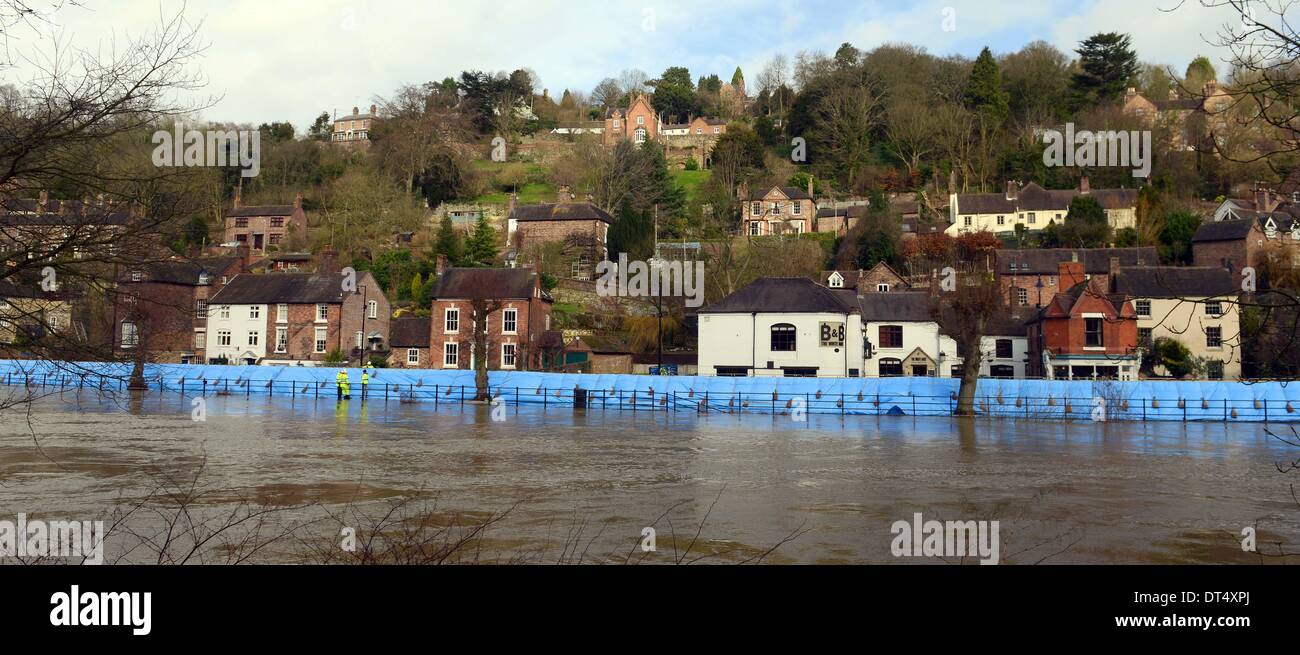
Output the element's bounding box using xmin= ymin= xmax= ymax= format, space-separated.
xmin=432 ymin=215 xmax=463 ymax=265
xmin=462 ymin=214 xmax=499 ymax=266
xmin=964 ymin=47 xmax=1010 ymax=125
xmin=608 ymin=199 xmax=656 ymax=262
xmin=1070 ymin=32 xmax=1140 ymax=109
xmin=410 ymin=272 xmax=423 ymax=301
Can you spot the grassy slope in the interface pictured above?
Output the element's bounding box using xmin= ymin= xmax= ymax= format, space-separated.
xmin=464 ymin=160 xmax=712 ymax=206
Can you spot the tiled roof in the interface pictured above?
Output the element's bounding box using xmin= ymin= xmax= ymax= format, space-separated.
xmin=751 ymin=186 xmax=813 ymax=201
xmin=431 ymin=268 xmax=539 ymax=300
xmin=1111 ymin=266 xmax=1238 ymax=298
xmin=954 ymin=182 xmax=1138 ymax=216
xmin=209 ymin=273 xmax=356 ymax=304
xmin=508 ymin=203 xmax=614 ymax=225
xmin=996 ymin=248 xmax=1158 ymax=275
xmin=1193 ymin=219 xmax=1257 ymax=243
xmin=858 ymin=292 xmax=934 ymax=322
xmin=701 ymin=278 xmax=857 ymax=314
xmin=389 ymin=317 xmax=432 ymax=348
xmin=227 ymin=205 xmax=295 ymax=218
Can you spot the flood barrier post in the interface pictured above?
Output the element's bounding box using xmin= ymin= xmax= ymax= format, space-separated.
xmin=1264 ymin=399 xmax=1269 ymax=423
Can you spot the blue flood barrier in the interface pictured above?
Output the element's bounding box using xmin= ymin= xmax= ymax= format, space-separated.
xmin=0 ymin=360 xmax=1298 ymax=423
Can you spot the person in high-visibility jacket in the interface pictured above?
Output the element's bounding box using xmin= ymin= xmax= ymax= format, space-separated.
xmin=360 ymin=369 xmax=370 ymax=399
xmin=336 ymin=370 xmax=351 ymax=400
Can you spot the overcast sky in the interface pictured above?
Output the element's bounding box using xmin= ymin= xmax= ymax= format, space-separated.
xmin=0 ymin=0 xmax=1253 ymax=130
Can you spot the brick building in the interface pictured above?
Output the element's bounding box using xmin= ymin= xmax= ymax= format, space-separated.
xmin=1193 ymin=216 xmax=1300 ymax=285
xmin=996 ymin=247 xmax=1158 ymax=309
xmin=507 ymin=202 xmax=613 ymax=280
xmin=820 ymin=262 xmax=910 ymax=293
xmin=429 ymin=268 xmax=554 ymax=371
xmin=206 ymin=272 xmax=390 ymax=366
xmin=603 ymin=95 xmax=660 ymax=146
xmin=115 ymin=257 xmax=246 ymax=364
xmin=388 ymin=317 xmax=432 ymax=369
xmin=223 ymin=193 xmax=309 ymax=263
xmin=1026 ymin=260 xmax=1140 ymax=380
xmin=742 ymin=185 xmax=816 ymax=236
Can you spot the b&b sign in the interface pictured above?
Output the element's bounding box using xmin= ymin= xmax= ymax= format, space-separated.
xmin=820 ymin=322 xmax=845 ymax=348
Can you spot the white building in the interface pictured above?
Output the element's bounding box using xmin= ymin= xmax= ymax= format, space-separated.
xmin=1111 ymin=266 xmax=1242 ymax=380
xmin=859 ymin=293 xmax=959 ymax=377
xmin=947 ymin=179 xmax=1138 ymax=236
xmin=206 ymin=302 xmax=267 ymax=365
xmin=697 ymin=278 xmax=864 ymax=377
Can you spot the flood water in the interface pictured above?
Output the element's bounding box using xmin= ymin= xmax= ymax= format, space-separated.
xmin=1 ymin=388 xmax=1298 ymax=564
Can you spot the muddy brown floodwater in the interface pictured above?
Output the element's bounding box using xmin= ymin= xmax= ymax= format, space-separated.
xmin=1 ymin=389 xmax=1298 ymax=564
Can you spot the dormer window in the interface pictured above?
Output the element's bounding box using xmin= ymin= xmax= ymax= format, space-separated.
xmin=131 ymin=271 xmax=143 ymax=282
xmin=828 ymin=273 xmax=844 ymax=289
xmin=198 ymin=273 xmax=210 ymax=285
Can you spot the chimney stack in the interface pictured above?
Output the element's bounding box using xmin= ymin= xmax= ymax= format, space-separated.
xmin=807 ymin=176 xmax=814 ymax=198
xmin=369 ymin=104 xmax=377 ymax=116
xmin=319 ymin=245 xmax=340 ymax=276
xmin=558 ymin=185 xmax=573 ymax=203
xmin=508 ymin=192 xmax=518 ymax=216
xmin=1005 ymin=181 xmax=1018 ymax=201
xmin=294 ymin=192 xmax=303 ymax=211
xmin=233 ymin=184 xmax=243 ymax=210
xmin=1059 ymin=258 xmax=1086 ymax=290
xmin=38 ymin=190 xmax=49 ymax=212
xmin=436 ymin=254 xmax=449 ymax=278
xmin=353 ymin=106 xmax=359 ymax=116
xmin=1255 ymin=186 xmax=1279 ymax=213
xmin=1109 ymin=256 xmax=1121 ymax=286
xmin=1079 ymin=176 xmax=1091 ymax=195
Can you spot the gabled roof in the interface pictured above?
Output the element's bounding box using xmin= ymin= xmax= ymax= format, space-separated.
xmin=750 ymin=186 xmax=813 ymax=201
xmin=996 ymin=248 xmax=1158 ymax=275
xmin=127 ymin=257 xmax=241 ymax=285
xmin=389 ymin=317 xmax=432 ymax=348
xmin=1028 ymin=280 xmax=1132 ymax=324
xmin=227 ymin=205 xmax=296 ymax=218
xmin=858 ymin=292 xmax=934 ymax=323
xmin=508 ymin=203 xmax=614 ymax=225
xmin=209 ymin=273 xmax=359 ymax=304
xmin=431 ymin=268 xmax=540 ymax=301
xmin=1112 ymin=266 xmax=1238 ymax=299
xmin=700 ymin=278 xmax=857 ymax=314
xmin=1193 ymin=218 xmax=1258 ymax=243
xmin=955 ymin=182 xmax=1138 ymax=216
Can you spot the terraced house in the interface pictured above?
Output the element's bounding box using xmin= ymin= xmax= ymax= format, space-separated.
xmin=1110 ymin=266 xmax=1242 ymax=380
xmin=115 ymin=257 xmax=246 ymax=364
xmin=206 ymin=272 xmax=389 ymax=366
xmin=223 ymin=193 xmax=309 ymax=263
xmin=948 ymin=179 xmax=1138 ymax=236
xmin=429 ymin=268 xmax=554 ymax=371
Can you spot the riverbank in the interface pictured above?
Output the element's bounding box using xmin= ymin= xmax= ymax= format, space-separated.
xmin=1 ymin=360 xmax=1298 ymax=423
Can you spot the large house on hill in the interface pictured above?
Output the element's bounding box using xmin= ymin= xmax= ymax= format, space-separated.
xmin=507 ymin=201 xmax=614 ymax=280
xmin=223 ymin=192 xmax=308 ymax=263
xmin=603 ymin=95 xmax=661 ymax=146
xmin=742 ymin=185 xmax=817 ymax=236
xmin=948 ymin=179 xmax=1137 ymax=236
xmin=1122 ymin=82 xmax=1232 ymax=151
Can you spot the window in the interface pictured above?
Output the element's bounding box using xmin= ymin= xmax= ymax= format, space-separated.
xmin=502 ymin=343 xmax=517 ymax=369
xmin=217 ymin=331 xmax=232 ymax=347
xmin=964 ymin=216 xmax=973 ymax=227
xmin=268 ymin=234 xmax=282 ymax=246
xmin=792 ymin=202 xmax=802 ymax=216
xmin=696 ymin=128 xmax=703 ymax=135
xmin=1138 ymin=328 xmax=1153 ymax=346
xmin=751 ymin=202 xmax=761 ymax=216
xmin=249 ymin=306 xmax=260 ymax=320
xmin=248 ymin=331 xmax=260 ymax=347
xmin=828 ymin=274 xmax=844 ymax=289
xmin=1205 ymin=301 xmax=1223 ymax=317
xmin=1016 ymin=288 xmax=1029 ymax=307
xmin=1028 ymin=214 xmax=1037 ymax=225
xmin=367 ymin=300 xmax=378 ymax=319
xmin=879 ymin=326 xmax=903 ymax=349
xmin=1136 ymin=300 xmax=1151 ymax=317
xmin=634 ymin=127 xmax=647 ymax=143
xmin=1085 ymin=317 xmax=1104 ymax=348
xmin=771 ymin=202 xmax=781 ymax=214
xmin=131 ymin=270 xmax=143 ymax=282
xmin=879 ymin=359 xmax=904 ymax=377
xmin=713 ymin=127 xmax=721 ymax=135
xmin=120 ymin=322 xmax=138 ymax=348
xmin=748 ymin=221 xmax=762 ymax=236
xmin=277 ymin=304 xmax=288 ymax=323
xmin=877 ymin=283 xmax=890 ymax=293
xmin=276 ymin=327 xmax=287 ymax=353
xmin=194 ymin=331 xmax=206 ymax=350
xmin=503 ymin=309 xmax=518 ymax=334
xmin=444 ymin=342 xmax=459 ymax=367
xmin=636 ymin=115 xmax=645 ymax=125
xmin=314 ymin=327 xmax=328 ymax=353
xmin=219 ymin=306 xmax=230 ymax=320
xmin=716 ymin=367 xmax=749 ymax=377
xmin=196 ymin=300 xmax=208 ymax=316
xmin=1207 ymin=361 xmax=1224 ymax=380
xmin=235 ymin=218 xmax=248 ymax=228
xmin=445 ymin=308 xmax=460 ymax=333
xmin=198 ymin=273 xmax=210 ymax=285
xmin=997 ymin=216 xmax=1005 ymax=226
xmin=770 ymin=324 xmax=797 ymax=352
xmin=270 ymin=218 xmax=284 ymax=228
xmin=316 ymin=304 xmax=329 ymax=322
xmin=407 ymin=349 xmax=420 ymax=365
xmin=996 ymin=339 xmax=1014 ymax=359
xmin=1207 ymin=326 xmax=1222 ymax=348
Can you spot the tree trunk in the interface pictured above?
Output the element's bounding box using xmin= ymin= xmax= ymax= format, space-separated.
xmin=955 ymin=350 xmax=981 ymax=417
xmin=473 ymin=310 xmax=490 ymax=401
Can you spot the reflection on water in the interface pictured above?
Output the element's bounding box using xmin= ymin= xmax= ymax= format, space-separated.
xmin=1 ymin=389 xmax=1297 ymax=564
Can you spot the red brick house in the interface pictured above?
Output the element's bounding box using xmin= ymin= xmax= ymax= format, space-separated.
xmin=603 ymin=95 xmax=660 ymax=146
xmin=388 ymin=316 xmax=432 ymax=369
xmin=223 ymin=193 xmax=308 ymax=263
xmin=819 ymin=263 xmax=910 ymax=293
xmin=1026 ymin=260 xmax=1140 ymax=380
xmin=115 ymin=257 xmax=246 ymax=364
xmin=997 ymin=247 xmax=1158 ymax=308
xmin=206 ymin=271 xmax=390 ymax=366
xmin=429 ymin=268 xmax=554 ymax=371
xmin=1193 ymin=215 xmax=1300 ymax=285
